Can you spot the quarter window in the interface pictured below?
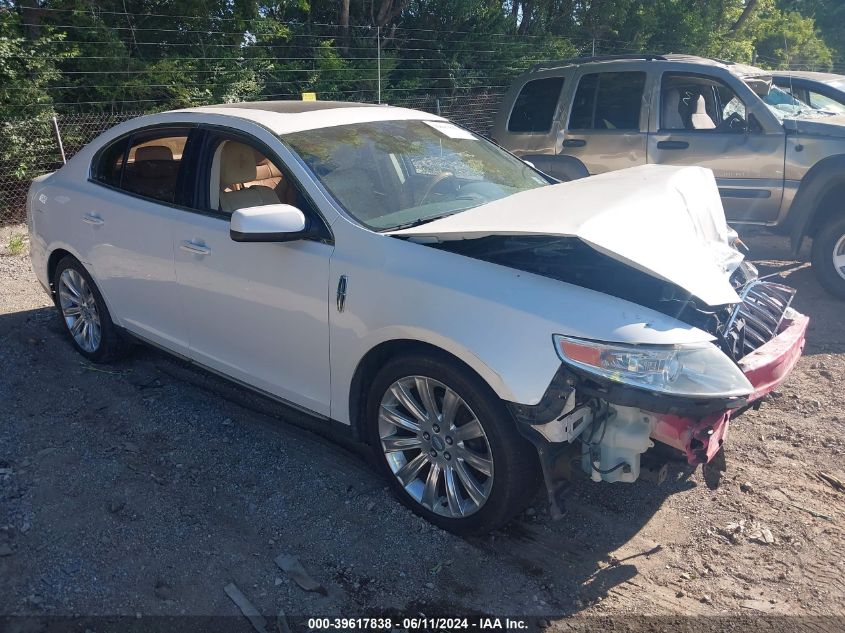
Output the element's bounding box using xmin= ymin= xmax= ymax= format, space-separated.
xmin=93 ymin=136 xmax=129 ymax=188
xmin=508 ymin=77 xmax=565 ymax=133
xmin=568 ymin=72 xmax=646 ymax=131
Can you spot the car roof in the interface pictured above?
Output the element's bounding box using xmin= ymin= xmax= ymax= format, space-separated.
xmin=771 ymin=70 xmax=845 ymax=84
xmin=170 ymin=100 xmax=445 ymax=135
xmin=199 ymin=100 xmax=381 ymax=114
xmin=527 ymin=53 xmax=769 ymax=78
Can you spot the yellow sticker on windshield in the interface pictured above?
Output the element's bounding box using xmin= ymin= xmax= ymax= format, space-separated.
xmin=423 ymin=120 xmax=478 ymax=140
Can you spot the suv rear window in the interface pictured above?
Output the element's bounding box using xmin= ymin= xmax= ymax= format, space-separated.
xmin=568 ymin=72 xmax=646 ymax=130
xmin=508 ymin=77 xmax=565 ymax=133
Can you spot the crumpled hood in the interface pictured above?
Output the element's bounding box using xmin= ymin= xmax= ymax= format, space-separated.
xmin=783 ymin=114 xmax=845 ymax=138
xmin=389 ymin=165 xmax=743 ymax=306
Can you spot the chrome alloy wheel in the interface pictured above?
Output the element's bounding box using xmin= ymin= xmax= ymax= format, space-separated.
xmin=58 ymin=268 xmax=101 ymax=353
xmin=378 ymin=376 xmax=494 ymax=518
xmin=833 ymin=233 xmax=845 ymax=282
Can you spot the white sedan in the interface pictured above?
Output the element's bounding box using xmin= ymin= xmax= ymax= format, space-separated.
xmin=27 ymin=101 xmax=808 ymax=532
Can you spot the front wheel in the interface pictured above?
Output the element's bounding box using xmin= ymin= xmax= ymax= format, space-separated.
xmin=367 ymin=353 xmax=540 ymax=534
xmin=811 ymin=215 xmax=845 ymax=300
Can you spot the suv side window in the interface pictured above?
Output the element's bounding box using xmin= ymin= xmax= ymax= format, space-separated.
xmin=809 ymin=90 xmax=845 ymax=114
xmin=661 ymin=73 xmax=748 ymax=132
xmin=568 ymin=72 xmax=646 ymax=130
xmin=508 ymin=76 xmax=565 ymax=133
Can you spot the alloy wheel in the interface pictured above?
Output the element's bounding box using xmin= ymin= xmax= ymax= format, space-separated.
xmin=378 ymin=376 xmax=494 ymax=518
xmin=833 ymin=233 xmax=845 ymax=282
xmin=58 ymin=268 xmax=101 ymax=353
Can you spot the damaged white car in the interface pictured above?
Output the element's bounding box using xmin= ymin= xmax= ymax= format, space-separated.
xmin=27 ymin=101 xmax=808 ymax=533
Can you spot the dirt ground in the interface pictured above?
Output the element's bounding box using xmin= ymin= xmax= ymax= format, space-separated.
xmin=1 ymin=223 xmax=844 ymax=629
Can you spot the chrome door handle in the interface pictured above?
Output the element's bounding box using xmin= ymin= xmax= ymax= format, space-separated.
xmin=336 ymin=275 xmax=348 ymax=312
xmin=180 ymin=240 xmax=211 ymax=256
xmin=82 ymin=213 xmax=104 ymax=226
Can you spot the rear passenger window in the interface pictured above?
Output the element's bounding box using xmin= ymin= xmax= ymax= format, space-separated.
xmin=568 ymin=72 xmax=646 ymax=130
xmin=120 ymin=132 xmax=189 ymax=203
xmin=508 ymin=77 xmax=565 ymax=133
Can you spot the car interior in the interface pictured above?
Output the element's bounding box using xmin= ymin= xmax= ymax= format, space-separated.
xmin=661 ymin=75 xmax=747 ymax=132
xmin=121 ymin=136 xmax=187 ymax=202
xmin=210 ymin=140 xmax=299 ymax=213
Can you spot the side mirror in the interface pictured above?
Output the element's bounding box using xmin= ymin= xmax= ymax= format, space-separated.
xmin=230 ymin=204 xmax=310 ymax=243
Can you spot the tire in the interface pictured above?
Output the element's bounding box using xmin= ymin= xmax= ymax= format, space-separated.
xmin=367 ymin=353 xmax=541 ymax=534
xmin=811 ymin=215 xmax=845 ymax=300
xmin=53 ymin=256 xmax=132 ymax=362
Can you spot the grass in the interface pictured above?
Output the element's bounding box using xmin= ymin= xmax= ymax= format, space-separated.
xmin=7 ymin=233 xmax=26 ymax=256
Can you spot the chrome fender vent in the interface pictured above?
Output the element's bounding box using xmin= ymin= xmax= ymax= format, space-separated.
xmin=723 ymin=281 xmax=796 ymax=360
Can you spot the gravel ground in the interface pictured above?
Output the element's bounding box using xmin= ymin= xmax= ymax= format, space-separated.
xmin=1 ymin=224 xmax=844 ymax=628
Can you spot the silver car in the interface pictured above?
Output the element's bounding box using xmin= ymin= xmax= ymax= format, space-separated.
xmin=493 ymin=54 xmax=845 ymax=299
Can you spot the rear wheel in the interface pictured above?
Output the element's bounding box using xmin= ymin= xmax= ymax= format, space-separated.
xmin=367 ymin=353 xmax=540 ymax=534
xmin=53 ymin=256 xmax=131 ymax=362
xmin=811 ymin=215 xmax=845 ymax=300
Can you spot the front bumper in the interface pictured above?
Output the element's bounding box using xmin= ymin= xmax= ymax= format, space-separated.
xmin=651 ymin=310 xmax=809 ymax=465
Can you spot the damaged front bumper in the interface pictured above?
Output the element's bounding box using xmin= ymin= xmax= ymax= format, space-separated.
xmin=652 ymin=310 xmax=808 ymax=466
xmin=511 ymin=291 xmax=808 ymax=517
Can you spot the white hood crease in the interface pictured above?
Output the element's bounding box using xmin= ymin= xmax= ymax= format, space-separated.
xmin=389 ymin=164 xmax=743 ymax=307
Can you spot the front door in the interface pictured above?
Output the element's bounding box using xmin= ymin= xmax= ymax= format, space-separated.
xmin=558 ymin=70 xmax=650 ymax=174
xmin=171 ymin=130 xmax=334 ymax=416
xmin=648 ymin=71 xmax=786 ymax=223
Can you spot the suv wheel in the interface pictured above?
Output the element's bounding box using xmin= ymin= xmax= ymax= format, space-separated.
xmin=367 ymin=353 xmax=540 ymax=534
xmin=811 ymin=216 xmax=845 ymax=300
xmin=53 ymin=256 xmax=131 ymax=362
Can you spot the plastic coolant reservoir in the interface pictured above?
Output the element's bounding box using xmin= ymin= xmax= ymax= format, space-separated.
xmin=583 ymin=405 xmax=655 ymax=483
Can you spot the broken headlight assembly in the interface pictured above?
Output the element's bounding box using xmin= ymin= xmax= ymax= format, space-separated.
xmin=553 ymin=335 xmax=753 ymax=398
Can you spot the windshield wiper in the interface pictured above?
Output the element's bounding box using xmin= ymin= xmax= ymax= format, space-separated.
xmin=387 ymin=212 xmax=458 ymax=231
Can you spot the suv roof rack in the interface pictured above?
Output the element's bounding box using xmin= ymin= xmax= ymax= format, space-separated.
xmin=529 ymin=53 xmax=667 ymax=73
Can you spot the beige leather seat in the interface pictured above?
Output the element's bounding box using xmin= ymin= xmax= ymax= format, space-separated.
xmin=691 ymin=95 xmax=716 ymax=129
xmin=662 ymin=89 xmax=685 ymax=129
xmin=123 ymin=145 xmax=180 ymax=201
xmin=214 ymin=141 xmax=281 ymax=213
xmin=244 ymin=156 xmax=298 ymax=205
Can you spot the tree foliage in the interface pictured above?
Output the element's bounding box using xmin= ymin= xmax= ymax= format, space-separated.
xmin=0 ymin=0 xmax=838 ymax=115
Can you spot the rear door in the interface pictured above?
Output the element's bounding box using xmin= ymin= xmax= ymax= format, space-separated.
xmin=648 ymin=71 xmax=786 ymax=223
xmin=86 ymin=126 xmax=196 ymax=353
xmin=559 ymin=69 xmax=650 ymax=174
xmin=495 ymin=73 xmax=567 ymax=156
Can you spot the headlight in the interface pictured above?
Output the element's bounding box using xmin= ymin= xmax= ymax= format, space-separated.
xmin=552 ymin=335 xmax=753 ymax=398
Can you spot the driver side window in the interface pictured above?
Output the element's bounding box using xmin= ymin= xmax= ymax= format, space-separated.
xmin=208 ymin=138 xmax=301 ymax=214
xmin=661 ymin=73 xmax=748 ymax=133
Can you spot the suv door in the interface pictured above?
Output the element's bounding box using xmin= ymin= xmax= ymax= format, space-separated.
xmin=86 ymin=126 xmax=196 ymax=353
xmin=648 ymin=71 xmax=786 ymax=223
xmin=559 ymin=69 xmax=650 ymax=174
xmin=170 ymin=127 xmax=334 ymax=416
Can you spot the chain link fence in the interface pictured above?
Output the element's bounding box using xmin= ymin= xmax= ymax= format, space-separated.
xmin=0 ymin=111 xmax=147 ymax=225
xmin=0 ymin=93 xmax=502 ymax=226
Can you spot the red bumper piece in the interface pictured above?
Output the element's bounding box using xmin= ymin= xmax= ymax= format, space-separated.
xmin=651 ymin=313 xmax=809 ymax=466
